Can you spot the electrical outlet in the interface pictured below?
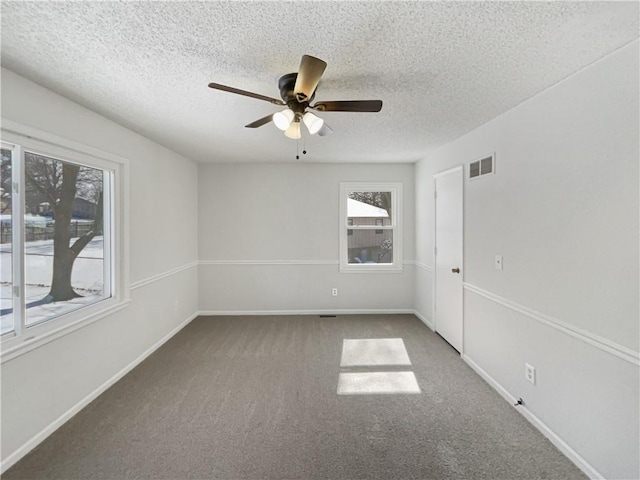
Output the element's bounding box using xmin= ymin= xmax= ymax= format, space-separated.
xmin=525 ymin=363 xmax=536 ymax=385
xmin=332 ymin=288 xmax=338 ymax=296
xmin=495 ymin=255 xmax=503 ymax=270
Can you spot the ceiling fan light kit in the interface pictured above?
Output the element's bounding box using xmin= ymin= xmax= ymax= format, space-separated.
xmin=273 ymin=108 xmax=295 ymax=131
xmin=284 ymin=120 xmax=302 ymax=139
xmin=302 ymin=111 xmax=324 ymax=135
xmin=208 ymin=54 xmax=383 ymax=140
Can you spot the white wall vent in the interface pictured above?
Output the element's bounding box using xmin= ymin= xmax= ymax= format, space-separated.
xmin=469 ymin=153 xmax=495 ymax=180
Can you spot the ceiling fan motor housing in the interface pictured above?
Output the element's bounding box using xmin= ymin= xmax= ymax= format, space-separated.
xmin=279 ymin=73 xmax=314 ymax=112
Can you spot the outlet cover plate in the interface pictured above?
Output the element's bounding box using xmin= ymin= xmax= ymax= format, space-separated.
xmin=525 ymin=363 xmax=536 ymax=385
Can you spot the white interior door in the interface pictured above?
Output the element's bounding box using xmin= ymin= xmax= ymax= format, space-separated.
xmin=434 ymin=166 xmax=463 ymax=352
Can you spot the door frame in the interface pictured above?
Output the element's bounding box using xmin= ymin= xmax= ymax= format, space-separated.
xmin=433 ymin=165 xmax=464 ymax=353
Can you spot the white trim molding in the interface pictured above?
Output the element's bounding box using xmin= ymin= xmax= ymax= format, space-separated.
xmin=0 ymin=119 xmax=130 ymax=166
xmin=198 ymin=309 xmax=416 ymax=317
xmin=412 ymin=309 xmax=435 ymax=330
xmin=199 ymin=260 xmax=339 ymax=266
xmin=463 ymin=283 xmax=639 ymax=366
xmin=414 ymin=261 xmax=434 ymax=272
xmin=131 ymin=261 xmax=199 ymax=290
xmin=200 ymin=260 xmax=421 ymax=268
xmin=1 ymin=301 xmax=131 ymax=363
xmin=462 ymin=354 xmax=604 ymax=480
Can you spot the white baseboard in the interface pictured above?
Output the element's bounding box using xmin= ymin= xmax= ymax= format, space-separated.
xmin=0 ymin=311 xmax=199 ymax=474
xmin=461 ymin=354 xmax=603 ymax=480
xmin=197 ymin=309 xmax=417 ymax=316
xmin=412 ymin=309 xmax=434 ymax=331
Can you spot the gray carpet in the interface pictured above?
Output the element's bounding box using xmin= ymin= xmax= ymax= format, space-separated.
xmin=4 ymin=314 xmax=587 ymax=479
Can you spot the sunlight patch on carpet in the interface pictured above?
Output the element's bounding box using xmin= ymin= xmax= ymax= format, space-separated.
xmin=340 ymin=338 xmax=412 ymax=367
xmin=337 ymin=371 xmax=421 ymax=395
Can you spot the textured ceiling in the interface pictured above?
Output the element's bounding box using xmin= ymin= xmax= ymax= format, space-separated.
xmin=1 ymin=1 xmax=638 ymax=163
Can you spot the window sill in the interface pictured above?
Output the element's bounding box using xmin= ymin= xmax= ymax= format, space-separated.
xmin=340 ymin=264 xmax=404 ymax=274
xmin=1 ymin=298 xmax=131 ymax=364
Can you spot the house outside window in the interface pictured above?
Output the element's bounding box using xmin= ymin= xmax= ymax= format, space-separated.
xmin=339 ymin=182 xmax=402 ymax=273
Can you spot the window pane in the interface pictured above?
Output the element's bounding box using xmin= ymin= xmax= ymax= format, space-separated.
xmin=347 ymin=192 xmax=392 ymax=225
xmin=24 ymin=152 xmax=109 ymax=326
xmin=1 ymin=148 xmax=13 ymax=334
xmin=347 ymin=229 xmax=393 ymax=264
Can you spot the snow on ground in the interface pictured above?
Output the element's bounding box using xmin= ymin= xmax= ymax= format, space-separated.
xmin=1 ymin=236 xmax=105 ymax=334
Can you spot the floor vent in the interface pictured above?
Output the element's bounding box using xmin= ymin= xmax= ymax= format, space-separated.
xmin=469 ymin=153 xmax=495 ymax=179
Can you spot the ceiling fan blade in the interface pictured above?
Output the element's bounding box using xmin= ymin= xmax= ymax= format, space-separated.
xmin=245 ymin=114 xmax=274 ymax=128
xmin=317 ymin=123 xmax=333 ymax=137
xmin=208 ymin=82 xmax=284 ymax=106
xmin=293 ymin=55 xmax=327 ymax=102
xmin=312 ymin=100 xmax=383 ymax=112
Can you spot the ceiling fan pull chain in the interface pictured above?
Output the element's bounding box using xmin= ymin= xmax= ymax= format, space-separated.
xmin=296 ymin=138 xmax=300 ymax=160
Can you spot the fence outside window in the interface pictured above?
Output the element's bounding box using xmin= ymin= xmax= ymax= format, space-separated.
xmin=1 ymin=219 xmax=95 ymax=243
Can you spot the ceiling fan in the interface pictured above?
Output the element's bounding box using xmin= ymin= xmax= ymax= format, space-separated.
xmin=208 ymin=55 xmax=383 ymax=139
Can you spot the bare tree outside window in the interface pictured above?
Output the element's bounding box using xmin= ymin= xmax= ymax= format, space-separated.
xmin=0 ymin=149 xmax=10 ymax=214
xmin=25 ymin=153 xmax=104 ymax=302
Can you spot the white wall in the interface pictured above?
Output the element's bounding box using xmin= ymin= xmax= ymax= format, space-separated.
xmin=414 ymin=41 xmax=639 ymax=479
xmin=198 ymin=163 xmax=415 ymax=313
xmin=0 ymin=69 xmax=200 ymax=470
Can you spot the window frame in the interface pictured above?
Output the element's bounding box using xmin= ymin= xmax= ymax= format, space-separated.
xmin=339 ymin=182 xmax=403 ymax=273
xmin=1 ymin=120 xmax=130 ymax=362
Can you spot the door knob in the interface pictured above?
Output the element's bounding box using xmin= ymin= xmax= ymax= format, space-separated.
xmin=451 ymin=267 xmax=460 ymax=274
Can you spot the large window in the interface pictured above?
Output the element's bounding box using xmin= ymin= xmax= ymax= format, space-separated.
xmin=339 ymin=182 xmax=402 ymax=272
xmin=1 ymin=122 xmax=127 ymax=358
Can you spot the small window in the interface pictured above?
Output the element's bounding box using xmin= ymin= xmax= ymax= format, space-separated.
xmin=340 ymin=183 xmax=402 ymax=273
